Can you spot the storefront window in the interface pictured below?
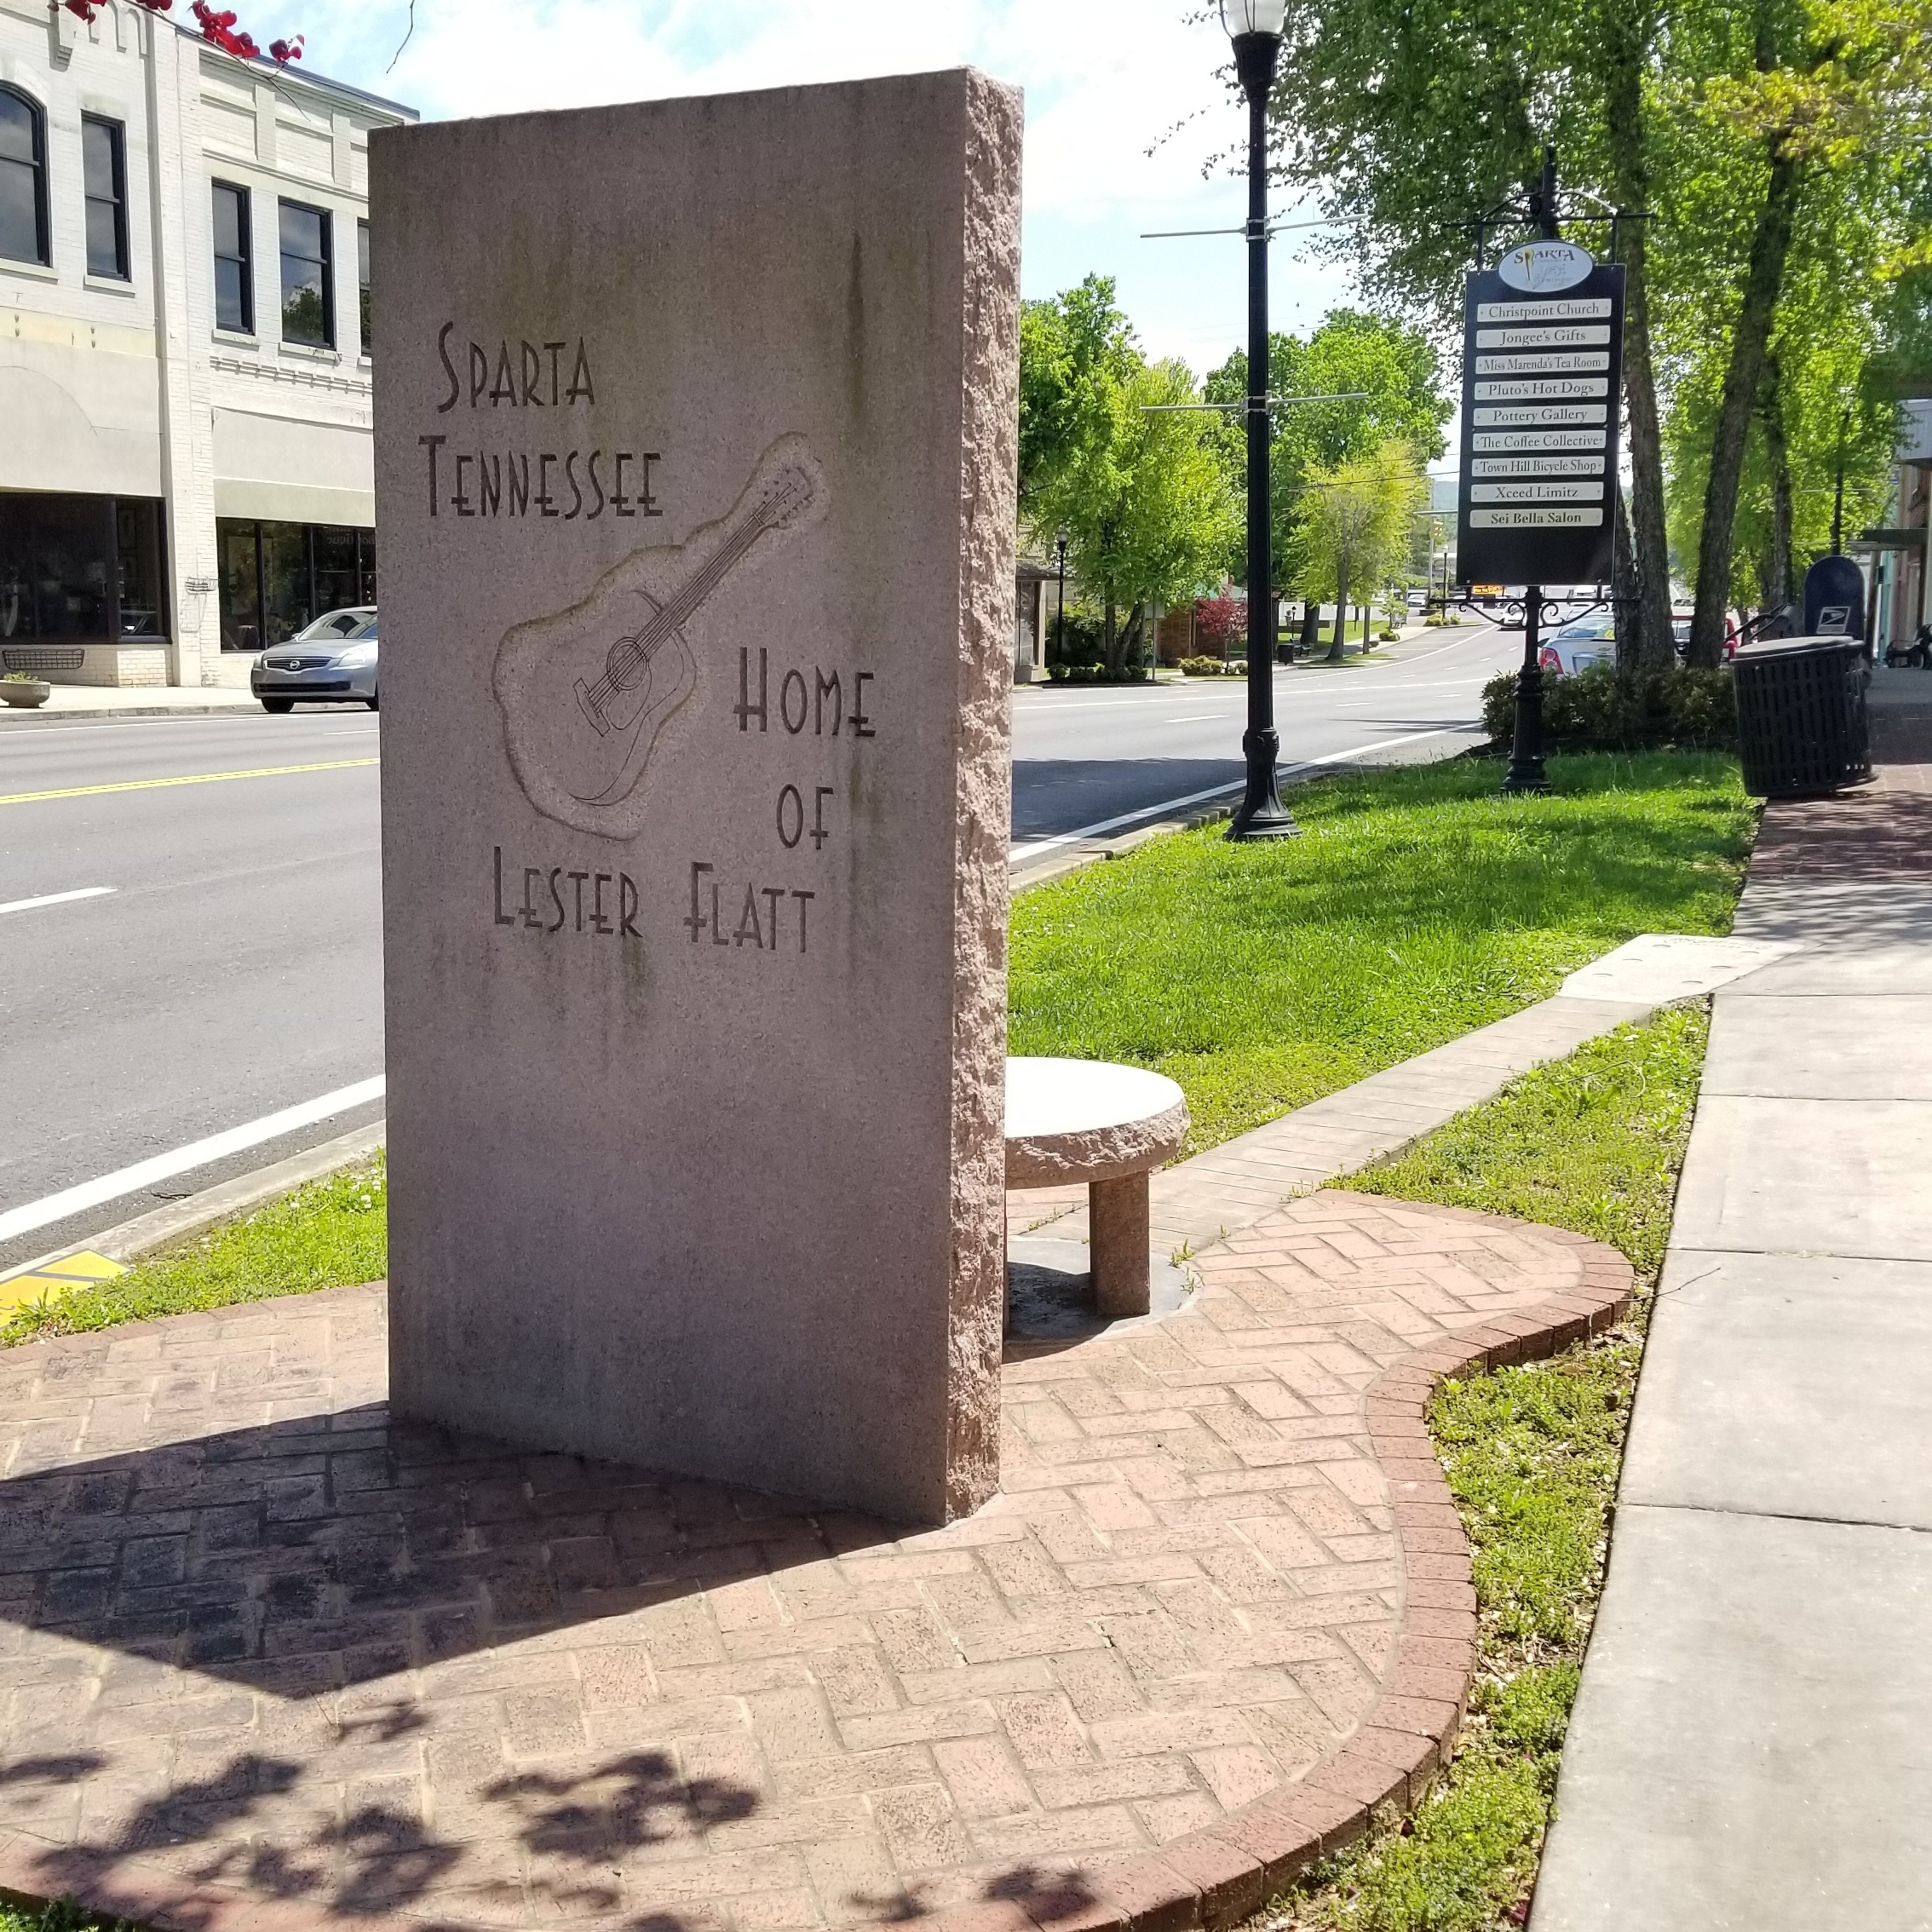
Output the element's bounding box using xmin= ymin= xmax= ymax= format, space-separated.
xmin=116 ymin=499 xmax=164 ymax=635
xmin=0 ymin=494 xmax=164 ymax=641
xmin=217 ymin=520 xmax=261 ymax=653
xmin=259 ymin=521 xmax=313 ymax=645
xmin=216 ymin=518 xmax=377 ymax=649
xmin=313 ymin=523 xmax=361 ymax=617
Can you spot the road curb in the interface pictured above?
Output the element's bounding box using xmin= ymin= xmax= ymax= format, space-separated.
xmin=1009 ymin=799 xmax=1239 ymax=892
xmin=0 ymin=702 xmax=264 ymax=726
xmin=2 ymin=1122 xmax=386 ymax=1285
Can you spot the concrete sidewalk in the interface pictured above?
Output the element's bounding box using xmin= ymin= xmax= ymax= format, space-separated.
xmin=1532 ymin=761 xmax=1932 ymax=1931
xmin=1019 ymin=934 xmax=1793 ymax=1268
xmin=0 ymin=681 xmax=260 ymax=722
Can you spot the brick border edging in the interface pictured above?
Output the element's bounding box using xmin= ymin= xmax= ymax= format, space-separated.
xmin=923 ymin=1207 xmax=1636 ymax=1932
xmin=0 ymin=1216 xmax=1632 ymax=1932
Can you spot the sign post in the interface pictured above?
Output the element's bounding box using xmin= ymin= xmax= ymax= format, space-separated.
xmin=1457 ymin=238 xmax=1627 ymax=792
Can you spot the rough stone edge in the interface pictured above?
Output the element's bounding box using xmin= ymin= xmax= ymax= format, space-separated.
xmin=942 ymin=67 xmax=1025 ymax=1522
xmin=0 ymin=1219 xmax=1632 ymax=1932
xmin=0 ymin=1122 xmax=387 ymax=1285
xmin=918 ymin=1217 xmax=1637 ymax=1932
xmin=1006 ymin=1099 xmax=1191 ymax=1188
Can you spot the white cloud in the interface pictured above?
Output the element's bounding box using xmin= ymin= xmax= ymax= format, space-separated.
xmin=302 ymin=0 xmax=1361 ymax=371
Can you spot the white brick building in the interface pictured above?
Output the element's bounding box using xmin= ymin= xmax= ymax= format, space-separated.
xmin=0 ymin=0 xmax=413 ymax=686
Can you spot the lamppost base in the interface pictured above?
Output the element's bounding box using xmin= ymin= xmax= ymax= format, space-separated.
xmin=1228 ymin=808 xmax=1302 ymax=841
xmin=1500 ymin=769 xmax=1553 ymax=796
xmin=1227 ymin=779 xmax=1302 ymax=840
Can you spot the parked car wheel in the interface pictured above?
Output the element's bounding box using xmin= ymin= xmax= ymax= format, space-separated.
xmin=261 ymin=697 xmax=294 ymax=714
xmin=365 ymin=692 xmax=379 ymax=711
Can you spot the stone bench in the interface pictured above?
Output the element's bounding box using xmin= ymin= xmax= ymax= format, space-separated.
xmin=1004 ymin=1055 xmax=1190 ymax=1316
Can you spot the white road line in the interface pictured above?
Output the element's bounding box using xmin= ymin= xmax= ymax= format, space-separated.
xmin=1007 ymin=725 xmax=1470 ymax=866
xmin=1009 ymin=783 xmax=1247 ymax=864
xmin=0 ymin=1075 xmax=388 ymax=1245
xmin=0 ymin=886 xmax=116 ymax=917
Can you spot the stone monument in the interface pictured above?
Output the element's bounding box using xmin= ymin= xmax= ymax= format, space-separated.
xmin=371 ymin=70 xmax=1021 ymax=1524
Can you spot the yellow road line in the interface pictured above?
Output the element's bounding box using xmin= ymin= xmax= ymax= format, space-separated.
xmin=0 ymin=757 xmax=378 ymax=807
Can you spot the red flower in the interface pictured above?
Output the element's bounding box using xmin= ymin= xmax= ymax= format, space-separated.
xmin=188 ymin=0 xmax=301 ymax=66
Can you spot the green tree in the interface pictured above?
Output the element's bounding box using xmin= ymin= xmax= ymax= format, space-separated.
xmin=1023 ymin=300 xmax=1240 ymax=675
xmin=1018 ymin=274 xmax=1140 ymax=517
xmin=1664 ymin=0 xmax=1931 ymax=658
xmin=1205 ymin=309 xmax=1450 ymax=645
xmin=1287 ymin=440 xmax=1426 ymax=659
xmin=1271 ymin=0 xmax=1682 ymax=670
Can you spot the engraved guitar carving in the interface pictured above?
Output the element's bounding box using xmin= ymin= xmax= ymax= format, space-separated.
xmin=494 ymin=434 xmax=828 ymax=839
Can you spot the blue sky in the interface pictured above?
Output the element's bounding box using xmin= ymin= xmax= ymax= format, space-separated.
xmin=309 ymin=0 xmax=1364 ymax=377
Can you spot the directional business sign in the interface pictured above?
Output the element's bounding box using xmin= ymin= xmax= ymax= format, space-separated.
xmin=1457 ymin=240 xmax=1626 ymax=589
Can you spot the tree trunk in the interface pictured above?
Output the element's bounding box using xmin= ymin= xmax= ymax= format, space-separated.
xmin=1614 ymin=486 xmax=1642 ymax=676
xmin=1688 ymin=145 xmax=1800 ymax=664
xmin=1620 ymin=237 xmax=1679 ymax=669
xmin=1597 ymin=0 xmax=1676 ymax=670
xmin=1327 ymin=555 xmax=1350 ymax=661
xmin=1300 ymin=599 xmax=1320 ymax=656
xmin=1758 ymin=353 xmax=1795 ymax=612
xmin=1103 ymin=595 xmax=1118 ymax=677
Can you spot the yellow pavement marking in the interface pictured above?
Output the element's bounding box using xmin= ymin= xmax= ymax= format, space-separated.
xmin=0 ymin=757 xmax=378 ymax=808
xmin=0 ymin=1248 xmax=125 ymax=1317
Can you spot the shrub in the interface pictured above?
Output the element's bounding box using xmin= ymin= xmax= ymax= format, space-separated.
xmin=1481 ymin=663 xmax=1736 ymax=751
xmin=1179 ymin=654 xmax=1246 ymax=676
xmin=1046 ymin=664 xmax=1154 ymax=684
xmin=1046 ymin=603 xmax=1105 ymax=669
xmin=1193 ymin=595 xmax=1246 ymax=653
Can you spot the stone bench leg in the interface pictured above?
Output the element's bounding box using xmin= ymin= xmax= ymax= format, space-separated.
xmin=1089 ymin=1171 xmax=1151 ymax=1317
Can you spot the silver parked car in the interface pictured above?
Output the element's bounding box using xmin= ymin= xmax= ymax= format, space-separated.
xmin=253 ymin=607 xmax=380 ymax=711
xmin=1538 ymin=613 xmax=1616 ymax=676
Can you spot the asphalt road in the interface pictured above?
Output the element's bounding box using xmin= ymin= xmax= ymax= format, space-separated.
xmin=0 ymin=619 xmax=1516 ymax=1271
xmin=1011 ymin=618 xmax=1518 ymax=860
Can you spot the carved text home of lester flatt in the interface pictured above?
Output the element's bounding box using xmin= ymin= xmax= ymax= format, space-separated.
xmin=438 ymin=344 xmax=868 ymax=958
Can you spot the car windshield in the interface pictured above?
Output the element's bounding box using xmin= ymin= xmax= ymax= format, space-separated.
xmin=296 ymin=609 xmax=376 ymax=641
xmin=1557 ymin=618 xmax=1614 ymax=641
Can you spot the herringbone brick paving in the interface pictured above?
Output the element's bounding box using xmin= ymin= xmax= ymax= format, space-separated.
xmin=0 ymin=1191 xmax=1611 ymax=1932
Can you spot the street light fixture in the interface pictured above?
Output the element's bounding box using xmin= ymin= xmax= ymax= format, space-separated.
xmin=1222 ymin=0 xmax=1297 ymax=840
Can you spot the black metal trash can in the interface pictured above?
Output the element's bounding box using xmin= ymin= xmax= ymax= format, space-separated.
xmin=1732 ymin=635 xmax=1872 ymax=797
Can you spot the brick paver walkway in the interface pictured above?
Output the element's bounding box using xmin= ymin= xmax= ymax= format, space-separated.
xmin=0 ymin=1192 xmax=1627 ymax=1932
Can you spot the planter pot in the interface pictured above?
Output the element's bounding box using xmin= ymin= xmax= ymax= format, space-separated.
xmin=0 ymin=681 xmax=51 ymax=709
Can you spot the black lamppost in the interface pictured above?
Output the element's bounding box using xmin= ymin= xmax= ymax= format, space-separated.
xmin=1222 ymin=0 xmax=1298 ymax=841
xmin=1055 ymin=529 xmax=1068 ymax=664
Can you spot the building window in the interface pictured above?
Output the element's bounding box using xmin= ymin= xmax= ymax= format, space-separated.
xmin=82 ymin=116 xmax=129 ymax=279
xmin=0 ymin=494 xmax=167 ymax=645
xmin=357 ymin=218 xmax=371 ymax=356
xmin=0 ymin=85 xmax=49 ymax=267
xmin=212 ymin=181 xmax=252 ymax=333
xmin=279 ymin=198 xmax=332 ymax=347
xmin=216 ymin=519 xmax=376 ymax=650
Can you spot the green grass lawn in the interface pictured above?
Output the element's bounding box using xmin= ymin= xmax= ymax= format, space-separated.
xmin=1259 ymin=1007 xmax=1706 ymax=1930
xmin=1009 ymin=752 xmax=1750 ymax=1154
xmin=3 ymin=755 xmax=1746 ymax=1353
xmin=0 ymin=1157 xmax=386 ymax=1347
